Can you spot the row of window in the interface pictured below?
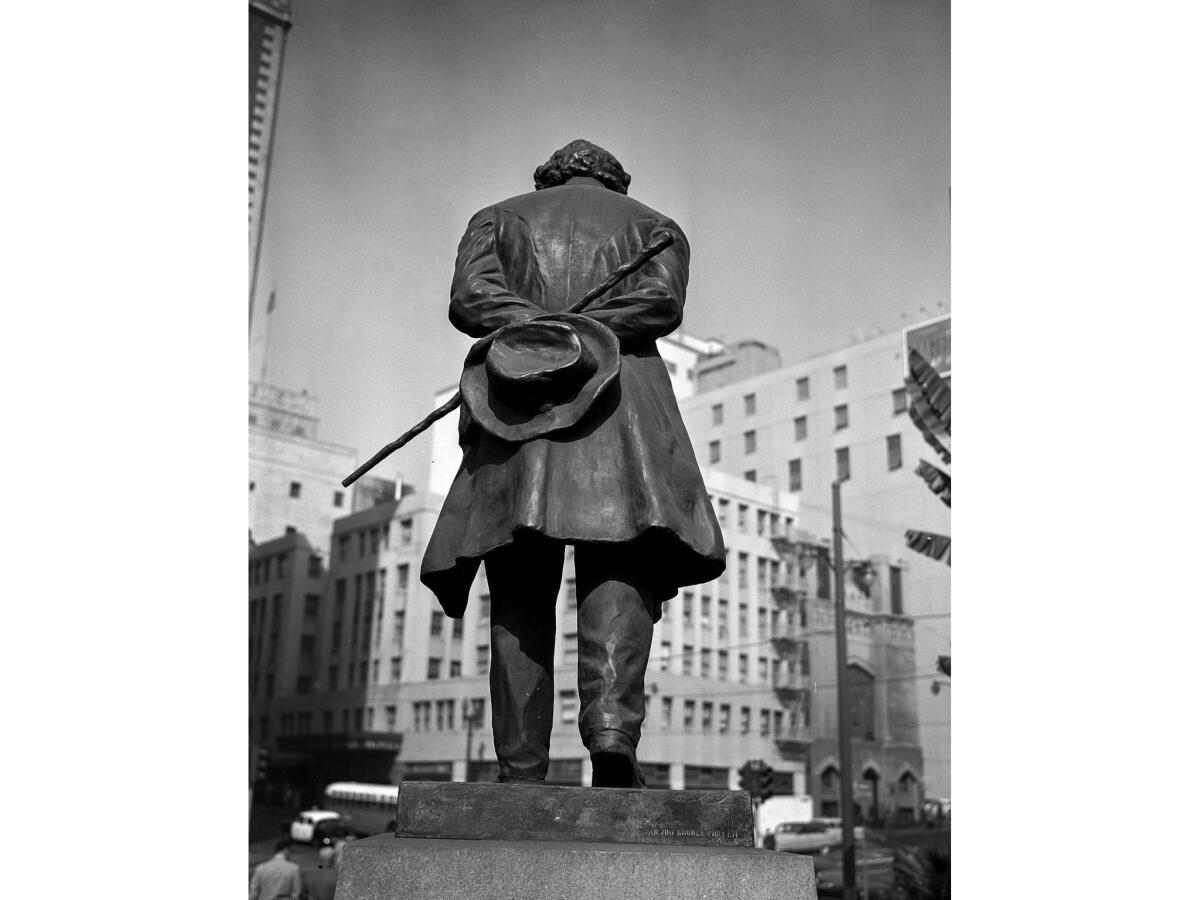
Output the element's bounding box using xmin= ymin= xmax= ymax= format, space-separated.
xmin=412 ymin=697 xmax=487 ymax=732
xmin=248 ymin=477 xmax=345 ymax=508
xmin=712 ymin=376 xmax=905 ymax=428
xmin=336 ymin=520 xmax=414 ymax=561
xmin=249 ymin=552 xmax=325 ymax=585
xmin=711 ymin=368 xmax=855 ymax=427
xmin=708 ymin=435 xmax=904 ymax=486
xmin=655 ymin=641 xmax=809 ymax=682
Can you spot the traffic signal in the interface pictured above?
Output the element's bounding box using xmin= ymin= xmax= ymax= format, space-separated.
xmin=253 ymin=746 xmax=269 ymax=784
xmin=737 ymin=760 xmax=761 ymax=796
xmin=759 ymin=764 xmax=775 ymax=802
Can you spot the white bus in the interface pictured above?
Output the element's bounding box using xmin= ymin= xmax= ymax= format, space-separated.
xmin=323 ymin=782 xmax=400 ymax=837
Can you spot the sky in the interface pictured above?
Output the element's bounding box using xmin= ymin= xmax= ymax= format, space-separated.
xmin=254 ymin=0 xmax=949 ymax=489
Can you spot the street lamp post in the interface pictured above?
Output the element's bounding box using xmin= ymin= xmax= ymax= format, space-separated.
xmin=463 ymin=699 xmax=482 ymax=782
xmin=832 ymin=480 xmax=857 ymax=900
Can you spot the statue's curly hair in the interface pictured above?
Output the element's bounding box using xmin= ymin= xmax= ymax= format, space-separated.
xmin=533 ymin=139 xmax=631 ymax=194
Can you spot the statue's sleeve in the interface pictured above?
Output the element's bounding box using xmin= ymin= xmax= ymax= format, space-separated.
xmin=583 ymin=216 xmax=690 ymax=347
xmin=448 ymin=207 xmax=543 ymax=337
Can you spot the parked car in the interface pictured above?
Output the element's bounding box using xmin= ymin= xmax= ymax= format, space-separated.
xmin=313 ymin=817 xmax=356 ymax=848
xmin=289 ymin=809 xmax=347 ymax=846
xmin=812 ymin=817 xmax=867 ymax=842
xmin=764 ymin=821 xmax=839 ymax=854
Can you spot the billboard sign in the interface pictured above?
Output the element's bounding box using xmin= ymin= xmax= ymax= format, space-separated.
xmin=902 ymin=314 xmax=950 ymax=378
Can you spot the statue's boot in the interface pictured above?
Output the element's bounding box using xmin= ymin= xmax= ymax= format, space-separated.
xmin=575 ymin=545 xmax=657 ymax=789
xmin=485 ymin=537 xmax=565 ymax=783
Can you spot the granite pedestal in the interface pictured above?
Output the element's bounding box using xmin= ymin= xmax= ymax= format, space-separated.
xmin=333 ymin=782 xmax=816 ymax=900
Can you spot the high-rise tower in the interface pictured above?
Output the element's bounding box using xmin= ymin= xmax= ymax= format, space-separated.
xmin=249 ymin=0 xmax=292 ymax=324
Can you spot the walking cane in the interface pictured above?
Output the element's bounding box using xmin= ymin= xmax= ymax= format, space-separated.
xmin=341 ymin=230 xmax=676 ymax=487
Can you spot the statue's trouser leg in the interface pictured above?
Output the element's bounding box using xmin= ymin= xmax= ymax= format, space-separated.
xmin=574 ymin=544 xmax=656 ymax=772
xmin=484 ymin=536 xmax=564 ymax=783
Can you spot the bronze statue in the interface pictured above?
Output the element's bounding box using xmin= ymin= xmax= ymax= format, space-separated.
xmin=420 ymin=140 xmax=725 ymax=788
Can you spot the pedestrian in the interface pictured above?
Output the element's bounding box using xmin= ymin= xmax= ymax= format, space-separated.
xmin=421 ymin=139 xmax=725 ymax=787
xmin=301 ymin=846 xmax=338 ymax=900
xmin=249 ymin=836 xmax=302 ymax=900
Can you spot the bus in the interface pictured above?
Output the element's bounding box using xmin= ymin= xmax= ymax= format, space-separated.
xmin=323 ymin=782 xmax=400 ymax=837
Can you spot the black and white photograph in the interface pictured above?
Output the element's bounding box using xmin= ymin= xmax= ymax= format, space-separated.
xmin=248 ymin=2 xmax=948 ymax=898
xmin=16 ymin=1 xmax=1199 ymax=898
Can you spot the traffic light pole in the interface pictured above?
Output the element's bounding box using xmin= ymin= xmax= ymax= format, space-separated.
xmin=832 ymin=480 xmax=857 ymax=900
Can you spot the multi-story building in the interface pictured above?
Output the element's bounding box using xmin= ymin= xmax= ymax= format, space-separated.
xmin=249 ymin=530 xmax=336 ymax=801
xmin=252 ymin=468 xmax=924 ymax=824
xmin=249 ymin=0 xmax=292 ymax=314
xmin=249 ymin=382 xmax=357 ymax=545
xmin=677 ymin=321 xmax=951 ymax=798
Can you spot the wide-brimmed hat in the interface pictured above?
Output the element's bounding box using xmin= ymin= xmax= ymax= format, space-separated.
xmin=459 ymin=313 xmax=620 ymax=442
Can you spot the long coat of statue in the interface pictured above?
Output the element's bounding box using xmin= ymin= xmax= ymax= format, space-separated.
xmin=420 ymin=175 xmax=726 ymax=617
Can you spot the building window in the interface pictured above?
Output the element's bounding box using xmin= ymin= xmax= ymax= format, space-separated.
xmin=452 ymin=618 xmax=463 ymax=640
xmin=740 ymin=706 xmax=751 ymax=734
xmin=449 ymin=660 xmax=462 ymax=678
xmin=427 ymin=658 xmax=441 ymax=680
xmin=737 ymin=553 xmax=749 ymax=589
xmin=743 ymin=393 xmax=756 ymax=416
xmin=718 ymin=703 xmax=731 ymax=733
xmin=385 ymin=705 xmax=397 ymax=730
xmin=717 ymin=649 xmax=729 ymax=680
xmin=476 ymin=644 xmax=489 ymax=673
xmin=700 ymin=648 xmax=712 ymax=678
xmin=793 ymin=416 xmax=807 ymax=441
xmin=744 ymin=469 xmax=756 ymax=482
xmin=701 ymin=702 xmax=713 ymax=732
xmin=834 ymin=404 xmax=849 ymax=430
xmin=430 ymin=612 xmax=443 ymax=638
xmin=659 ymin=640 xmax=672 ymax=672
xmin=683 ymin=700 xmax=696 ymax=731
xmin=560 ymin=691 xmax=578 ymax=723
xmin=249 ymin=481 xmax=256 ymax=492
xmin=708 ymin=440 xmax=721 ymax=464
xmin=371 ymin=660 xmax=380 ymax=683
xmin=712 ymin=403 xmax=724 ymax=426
xmin=738 ymin=653 xmax=749 ymax=683
xmin=562 ymin=632 xmax=579 ymax=665
xmin=737 ymin=504 xmax=748 ymax=532
xmin=760 ymin=709 xmax=770 ymax=737
xmin=833 ymin=365 xmax=847 ymax=389
xmin=400 ymin=518 xmax=413 ymax=545
xmin=478 ymin=593 xmax=491 ymax=622
xmin=743 ymin=430 xmax=756 ymax=455
xmin=887 ymin=434 xmax=903 ymax=470
xmin=788 ymin=458 xmax=802 ymax=491
xmin=682 ymin=644 xmax=694 ymax=676
xmin=390 ymin=656 xmax=402 ymax=681
xmin=796 ymin=377 xmax=810 ymax=400
xmin=890 ymin=565 xmax=904 ymax=615
xmin=893 ymin=388 xmax=908 ymax=415
xmin=327 ymin=666 xmax=339 ymax=691
xmin=662 ymin=696 xmax=673 ymax=728
xmin=836 ymin=447 xmax=851 ymax=482
xmin=289 ymin=481 xmax=301 ymax=498
xmin=333 ymin=490 xmax=344 ymax=507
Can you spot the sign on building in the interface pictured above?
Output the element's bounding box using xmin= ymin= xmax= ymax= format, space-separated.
xmin=902 ymin=314 xmax=950 ymax=377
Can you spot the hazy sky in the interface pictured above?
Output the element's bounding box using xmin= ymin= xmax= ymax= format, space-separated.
xmin=254 ymin=0 xmax=949 ymax=489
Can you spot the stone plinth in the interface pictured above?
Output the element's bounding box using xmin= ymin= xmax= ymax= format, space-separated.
xmin=334 ymin=835 xmax=816 ymax=900
xmin=394 ymin=781 xmax=753 ymax=847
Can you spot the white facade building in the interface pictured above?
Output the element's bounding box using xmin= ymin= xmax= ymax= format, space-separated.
xmin=676 ymin=324 xmax=951 ymax=798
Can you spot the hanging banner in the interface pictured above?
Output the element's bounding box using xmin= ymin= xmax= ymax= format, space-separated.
xmin=905 ymin=529 xmax=951 ymax=566
xmin=915 ymin=459 xmax=952 ymax=507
